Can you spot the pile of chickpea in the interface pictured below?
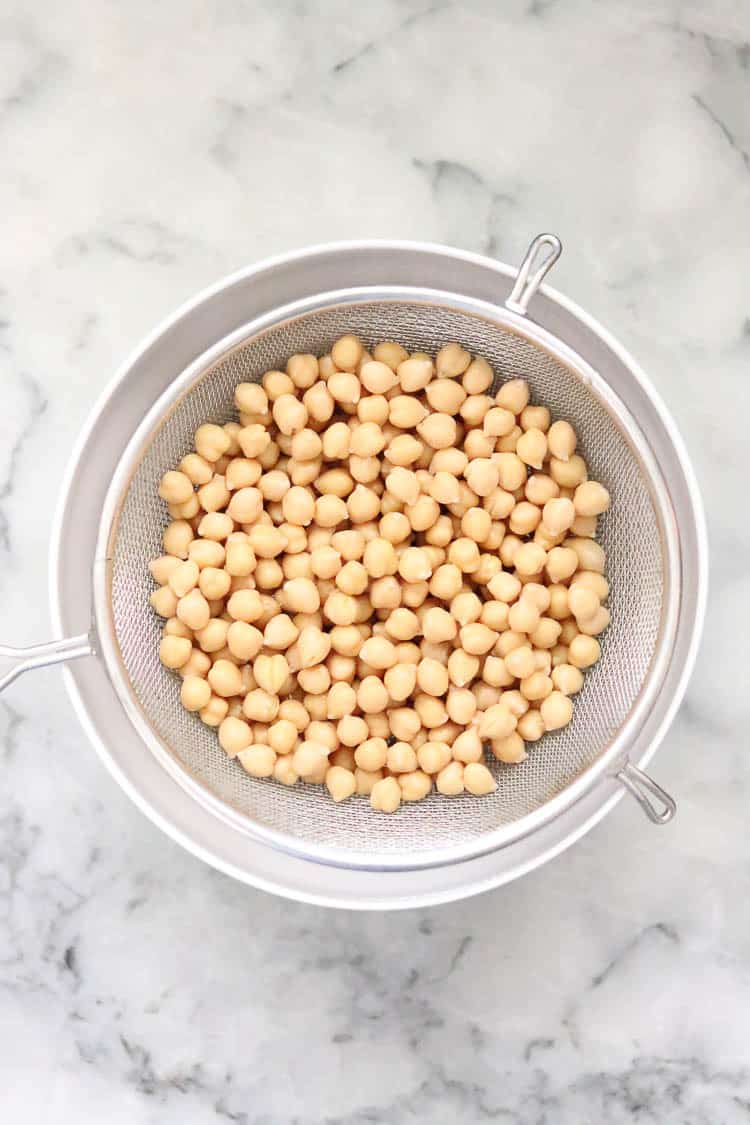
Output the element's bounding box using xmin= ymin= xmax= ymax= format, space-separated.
xmin=149 ymin=335 xmax=610 ymax=813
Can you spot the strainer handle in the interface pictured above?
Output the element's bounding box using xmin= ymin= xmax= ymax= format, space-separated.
xmin=505 ymin=233 xmax=562 ymax=315
xmin=617 ymin=762 xmax=676 ymax=825
xmin=0 ymin=634 xmax=92 ymax=694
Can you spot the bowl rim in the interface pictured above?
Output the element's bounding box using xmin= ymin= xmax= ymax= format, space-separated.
xmin=49 ymin=239 xmax=708 ymax=903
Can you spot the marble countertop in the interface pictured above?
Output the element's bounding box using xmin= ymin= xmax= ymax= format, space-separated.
xmin=2 ymin=1 xmax=748 ymax=1120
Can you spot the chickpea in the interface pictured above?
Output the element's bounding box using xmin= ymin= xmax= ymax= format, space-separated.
xmin=494 ymin=452 xmax=527 ymax=492
xmin=180 ymin=452 xmax=214 ymax=487
xmin=176 ymin=589 xmax=210 ymax=632
xmin=302 ymin=380 xmax=334 ymax=423
xmin=328 ymin=334 xmax=361 ymax=372
xmin=207 ymin=658 xmax=242 ymax=698
xmin=570 ymin=570 xmax=609 ymax=600
xmin=236 ymin=424 xmax=270 ymax=462
xmin=459 ymin=355 xmax=492 ymax=394
xmin=337 ymin=715 xmax=369 ymax=747
xmin=199 ymin=695 xmax=229 ymax=727
xmin=484 ymin=571 xmax=520 ymax=605
xmin=150 ymin=555 xmax=182 ymax=586
xmin=383 ymin=663 xmax=417 ymax=703
xmin=565 ymin=537 xmax=606 ymax=574
xmin=159 ymin=470 xmax=194 ymax=505
xmin=195 ymin=423 xmax=231 ymax=463
xmin=463 ymin=459 xmax=498 ymax=499
xmin=195 ymin=567 xmax=230 ymax=602
xmin=179 ymin=674 xmax=212 ymax=712
xmin=351 ymin=737 xmax=386 ymax=772
xmin=459 ymin=623 xmax=498 ymax=656
xmin=159 ymin=635 xmax=192 ymax=670
xmin=509 ymin=501 xmax=542 ymax=537
xmin=494 ymin=378 xmax=529 ymax=414
xmin=417 ymin=741 xmax=452 ymax=775
xmin=574 ymin=480 xmax=611 ymax=517
xmin=195 ymin=619 xmax=229 ymax=654
xmin=463 ymin=762 xmax=497 ymax=796
xmin=384 ymin=742 xmax=417 ymax=774
xmin=445 ymin=648 xmax=477 ymax=688
xmin=189 ymin=539 xmax=228 ymax=572
xmin=414 ymin=657 xmax=449 ymax=698
xmin=180 ymin=649 xmax=212 ymax=680
xmin=168 ymin=559 xmax=199 ymax=599
xmin=559 ymin=619 xmax=579 ymax=646
xmin=549 ymin=454 xmax=588 ymax=489
xmin=447 ymin=538 xmax=480 ymax=574
xmin=358 ymin=635 xmax=396 ymax=671
xmin=289 ymin=740 xmax=326 ymax=780
xmin=514 ymin=542 xmax=547 ymax=577
xmin=517 ymin=708 xmax=545 ymax=742
xmin=356 ymin=359 xmax=394 ymax=395
xmin=520 ymin=671 xmax=553 ymax=702
xmin=422 ymin=607 xmax=457 ymax=644
xmin=436 ymin=761 xmax=464 ymax=796
xmin=397 ymin=771 xmax=431 ymax=802
xmin=577 ymin=605 xmax=610 ymax=636
xmin=547 ymin=419 xmax=577 ymax=461
xmin=397 ymin=356 xmax=433 ymax=392
xmin=323 ymin=766 xmax=355 ymax=803
xmin=322 ymin=682 xmax=354 ymax=720
xmin=568 ymin=585 xmax=600 ymax=621
xmin=414 ymin=694 xmax=449 ymax=729
xmin=425 ymin=379 xmax=466 ymax=415
xmin=218 ymin=716 xmax=253 ymax=757
xmin=551 ymin=663 xmax=584 ymax=696
xmin=530 ymin=617 xmax=562 ymax=650
xmin=516 ymin=427 xmax=547 ymax=470
xmin=416 ymin=412 xmax=456 ymax=451
xmin=548 ymin=585 xmax=571 ymax=621
xmin=242 ymin=688 xmax=280 ymax=723
xmin=272 ymin=394 xmax=308 ymax=436
xmin=482 ymin=405 xmax=515 ymax=438
xmin=477 ymin=703 xmax=516 ymax=740
xmin=540 ymin=690 xmax=574 ymax=732
xmin=545 ymin=546 xmax=579 ymax=584
xmin=500 ymin=689 xmax=530 ymax=718
xmin=163 ymin=520 xmax=194 ymax=559
xmin=504 ymin=644 xmax=535 ymax=680
xmin=328 ymin=371 xmax=362 ymax=406
xmin=445 ymin=687 xmax=477 ymax=725
xmin=436 ymin=342 xmax=471 ymax=378
xmin=235 ymin=382 xmax=268 ymax=416
xmin=369 ymin=776 xmax=401 ymax=813
xmin=491 ymin=731 xmax=527 ymax=763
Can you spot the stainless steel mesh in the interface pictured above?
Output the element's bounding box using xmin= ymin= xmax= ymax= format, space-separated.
xmin=110 ymin=300 xmax=663 ymax=857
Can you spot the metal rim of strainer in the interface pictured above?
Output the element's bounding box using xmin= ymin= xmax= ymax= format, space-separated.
xmin=90 ymin=276 xmax=680 ymax=873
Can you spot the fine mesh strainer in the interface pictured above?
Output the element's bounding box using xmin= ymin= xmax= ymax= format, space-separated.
xmin=1 ymin=235 xmax=703 ymax=880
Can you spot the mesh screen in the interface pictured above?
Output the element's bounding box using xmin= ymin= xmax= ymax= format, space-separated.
xmin=110 ymin=301 xmax=663 ymax=856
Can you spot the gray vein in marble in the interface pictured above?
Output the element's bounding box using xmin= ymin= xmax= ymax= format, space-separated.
xmin=413 ymin=158 xmax=519 ymax=257
xmin=0 ymin=699 xmax=24 ymax=763
xmin=0 ymin=24 xmax=67 ymax=120
xmin=54 ymin=219 xmax=191 ymax=268
xmin=590 ymin=922 xmax=679 ymax=989
xmin=662 ymin=17 xmax=750 ymax=69
xmin=692 ymin=92 xmax=750 ymax=171
xmin=0 ymin=372 xmax=47 ymax=552
xmin=331 ymin=1 xmax=451 ymax=74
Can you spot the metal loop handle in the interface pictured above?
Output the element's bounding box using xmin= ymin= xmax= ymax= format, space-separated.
xmin=505 ymin=233 xmax=563 ymax=315
xmin=617 ymin=761 xmax=676 ymax=825
xmin=0 ymin=635 xmax=92 ymax=694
